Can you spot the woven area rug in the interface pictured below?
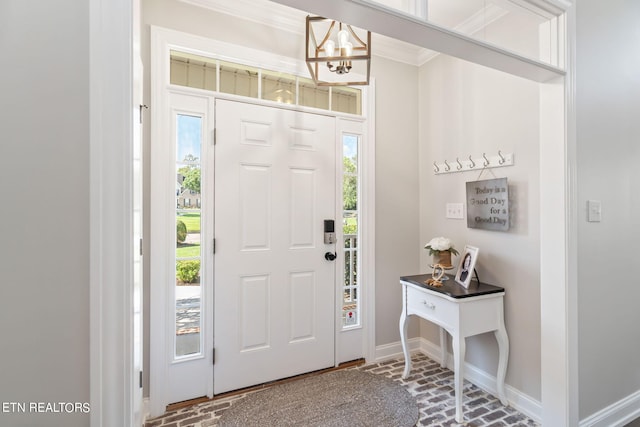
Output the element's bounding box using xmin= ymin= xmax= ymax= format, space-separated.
xmin=217 ymin=369 xmax=419 ymax=426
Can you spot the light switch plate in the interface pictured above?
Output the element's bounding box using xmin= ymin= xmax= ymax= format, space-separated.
xmin=587 ymin=200 xmax=601 ymax=222
xmin=446 ymin=203 xmax=464 ymax=219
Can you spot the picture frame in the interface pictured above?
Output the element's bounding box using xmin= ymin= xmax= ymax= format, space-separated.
xmin=454 ymin=245 xmax=479 ymax=289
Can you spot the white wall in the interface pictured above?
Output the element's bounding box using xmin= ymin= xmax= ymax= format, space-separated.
xmin=0 ymin=1 xmax=90 ymax=426
xmin=576 ymin=0 xmax=640 ymax=420
xmin=418 ymin=53 xmax=542 ymax=400
xmin=141 ymin=0 xmax=421 ymax=394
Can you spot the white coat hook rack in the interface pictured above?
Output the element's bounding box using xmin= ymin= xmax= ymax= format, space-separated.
xmin=433 ymin=151 xmax=514 ymax=175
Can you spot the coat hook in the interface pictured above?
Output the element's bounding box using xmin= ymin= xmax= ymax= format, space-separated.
xmin=468 ymin=155 xmax=476 ymax=168
xmin=444 ymin=160 xmax=451 ymax=171
xmin=456 ymin=157 xmax=463 ymax=170
xmin=498 ymin=150 xmax=505 ymax=165
xmin=433 ymin=161 xmax=440 ymax=173
xmin=483 ymin=153 xmax=490 ymax=167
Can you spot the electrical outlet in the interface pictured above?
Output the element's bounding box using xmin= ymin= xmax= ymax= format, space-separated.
xmin=446 ymin=203 xmax=464 ymax=219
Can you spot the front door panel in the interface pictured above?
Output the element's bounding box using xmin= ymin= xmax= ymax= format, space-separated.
xmin=214 ymin=100 xmax=336 ymax=394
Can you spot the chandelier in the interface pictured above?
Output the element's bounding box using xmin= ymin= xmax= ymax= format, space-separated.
xmin=305 ymin=16 xmax=371 ymax=86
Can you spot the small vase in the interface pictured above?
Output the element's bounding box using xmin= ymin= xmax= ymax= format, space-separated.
xmin=433 ymin=250 xmax=452 ymax=268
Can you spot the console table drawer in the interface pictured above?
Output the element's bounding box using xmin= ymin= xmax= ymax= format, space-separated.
xmin=406 ymin=285 xmax=456 ymax=327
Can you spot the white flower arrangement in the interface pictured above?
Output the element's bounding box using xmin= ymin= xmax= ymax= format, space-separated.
xmin=424 ymin=237 xmax=459 ymax=256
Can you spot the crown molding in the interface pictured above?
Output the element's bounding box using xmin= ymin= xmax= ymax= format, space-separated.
xmin=372 ymin=34 xmax=425 ymax=66
xmin=510 ymin=0 xmax=571 ymax=17
xmin=456 ymin=4 xmax=509 ymax=37
xmin=416 ymin=3 xmax=508 ymax=66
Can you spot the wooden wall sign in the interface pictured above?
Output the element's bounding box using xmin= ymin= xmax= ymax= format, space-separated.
xmin=466 ymin=177 xmax=509 ymax=231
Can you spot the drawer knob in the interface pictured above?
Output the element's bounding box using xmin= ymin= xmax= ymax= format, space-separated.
xmin=422 ymin=300 xmax=436 ymax=310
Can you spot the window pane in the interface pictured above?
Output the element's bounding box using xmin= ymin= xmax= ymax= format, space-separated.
xmin=343 ymin=134 xmax=358 ymax=215
xmin=343 ymin=305 xmax=358 ymax=326
xmin=170 ymin=51 xmax=216 ymax=91
xmin=176 ymin=115 xmax=202 ymax=165
xmin=176 ymin=212 xmax=201 ymax=256
xmin=298 ymin=77 xmax=330 ymax=110
xmin=219 ymin=61 xmax=259 ymax=98
xmin=332 ymin=87 xmax=362 ymax=115
xmin=175 ymin=263 xmax=201 ymax=357
xmin=343 ymin=212 xmax=357 ymax=235
xmin=344 ymin=251 xmax=351 ymax=289
xmin=262 ymin=71 xmax=296 ymax=104
xmin=343 ymin=135 xmax=358 ymax=171
xmin=175 ymin=113 xmax=203 ymax=358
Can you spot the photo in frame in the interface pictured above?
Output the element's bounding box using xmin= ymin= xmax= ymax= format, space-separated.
xmin=454 ymin=245 xmax=479 ymax=289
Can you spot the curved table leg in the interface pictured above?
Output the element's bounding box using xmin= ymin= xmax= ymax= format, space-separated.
xmin=494 ymin=326 xmax=510 ymax=406
xmin=452 ymin=333 xmax=466 ymax=424
xmin=439 ymin=327 xmax=447 ymax=368
xmin=399 ymin=300 xmax=411 ymax=379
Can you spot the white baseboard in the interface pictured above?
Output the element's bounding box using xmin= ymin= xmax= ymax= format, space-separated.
xmin=142 ymin=397 xmax=150 ymax=425
xmin=374 ymin=337 xmax=424 ymax=361
xmin=375 ymin=338 xmax=542 ymax=424
xmin=579 ymin=390 xmax=640 ymax=427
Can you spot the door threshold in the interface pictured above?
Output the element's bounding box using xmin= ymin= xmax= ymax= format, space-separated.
xmin=165 ymin=396 xmax=210 ymax=413
xmin=165 ymin=358 xmax=365 ymax=413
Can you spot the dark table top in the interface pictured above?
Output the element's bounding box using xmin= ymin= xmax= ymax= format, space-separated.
xmin=400 ymin=274 xmax=504 ymax=299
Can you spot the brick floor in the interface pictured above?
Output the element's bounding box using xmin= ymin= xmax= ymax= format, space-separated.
xmin=145 ymin=353 xmax=540 ymax=427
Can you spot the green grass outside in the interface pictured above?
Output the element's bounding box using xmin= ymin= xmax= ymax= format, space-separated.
xmin=177 ymin=211 xmax=201 ymax=233
xmin=176 ymin=244 xmax=201 ymax=258
xmin=176 ymin=211 xmax=201 ymax=258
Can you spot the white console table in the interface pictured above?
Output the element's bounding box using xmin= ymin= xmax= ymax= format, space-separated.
xmin=399 ymin=274 xmax=509 ymax=423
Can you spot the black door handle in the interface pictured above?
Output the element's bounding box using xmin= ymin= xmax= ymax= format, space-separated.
xmin=324 ymin=252 xmax=337 ymax=261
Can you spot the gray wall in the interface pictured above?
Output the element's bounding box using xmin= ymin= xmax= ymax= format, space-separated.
xmin=0 ymin=1 xmax=90 ymax=427
xmin=371 ymin=56 xmax=421 ymax=346
xmin=418 ymin=54 xmax=541 ymax=400
xmin=576 ymin=0 xmax=640 ymax=419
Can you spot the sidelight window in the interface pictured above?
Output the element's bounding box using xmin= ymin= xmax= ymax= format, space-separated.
xmin=175 ymin=114 xmax=203 ymax=358
xmin=342 ymin=134 xmax=360 ymax=328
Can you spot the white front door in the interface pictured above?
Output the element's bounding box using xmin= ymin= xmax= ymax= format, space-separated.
xmin=214 ymin=99 xmax=337 ymax=394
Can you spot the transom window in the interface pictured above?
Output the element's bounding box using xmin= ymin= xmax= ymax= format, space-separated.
xmin=170 ymin=51 xmax=362 ymax=115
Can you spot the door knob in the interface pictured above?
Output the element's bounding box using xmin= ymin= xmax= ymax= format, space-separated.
xmin=324 ymin=252 xmax=337 ymax=261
